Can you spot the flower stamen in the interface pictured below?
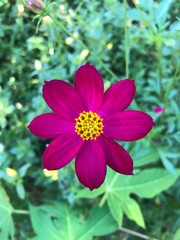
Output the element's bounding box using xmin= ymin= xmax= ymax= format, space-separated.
xmin=75 ymin=111 xmax=104 ymax=140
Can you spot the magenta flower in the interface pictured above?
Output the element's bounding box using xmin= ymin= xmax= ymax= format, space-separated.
xmin=153 ymin=106 xmax=164 ymax=113
xmin=28 ymin=63 xmax=155 ymax=190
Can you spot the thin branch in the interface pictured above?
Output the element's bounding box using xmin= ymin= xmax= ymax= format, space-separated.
xmin=124 ymin=0 xmax=129 ymax=78
xmin=119 ymin=227 xmax=159 ymax=240
xmin=12 ymin=209 xmax=29 ymax=215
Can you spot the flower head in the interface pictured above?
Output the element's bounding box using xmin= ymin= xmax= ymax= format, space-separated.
xmin=28 ymin=63 xmax=155 ymax=190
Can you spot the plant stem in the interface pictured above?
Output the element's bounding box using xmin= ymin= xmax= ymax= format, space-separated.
xmin=157 ymin=41 xmax=163 ymax=99
xmin=12 ymin=209 xmax=29 ymax=215
xmin=131 ymin=0 xmax=156 ymax=35
xmin=99 ymin=173 xmax=119 ymax=207
xmin=165 ymin=62 xmax=180 ymax=103
xmin=99 ymin=190 xmax=109 ymax=208
xmin=119 ymin=227 xmax=159 ymax=240
xmin=124 ymin=0 xmax=129 ymax=78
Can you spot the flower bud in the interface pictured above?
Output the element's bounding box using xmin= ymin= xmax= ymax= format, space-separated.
xmin=26 ymin=0 xmax=45 ymax=12
xmin=153 ymin=106 xmax=164 ymax=113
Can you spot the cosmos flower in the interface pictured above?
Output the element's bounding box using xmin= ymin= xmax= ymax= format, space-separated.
xmin=28 ymin=63 xmax=155 ymax=190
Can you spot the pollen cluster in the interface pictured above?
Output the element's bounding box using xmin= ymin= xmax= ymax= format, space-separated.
xmin=75 ymin=111 xmax=104 ymax=140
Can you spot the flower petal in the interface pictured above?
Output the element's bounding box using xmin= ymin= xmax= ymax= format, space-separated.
xmin=75 ymin=140 xmax=106 ymax=190
xmin=104 ymin=110 xmax=155 ymax=141
xmin=43 ymin=133 xmax=83 ymax=170
xmin=74 ymin=63 xmax=104 ymax=112
xmin=98 ymin=135 xmax=133 ymax=175
xmin=99 ymin=80 xmax=136 ymax=117
xmin=28 ymin=113 xmax=75 ymax=138
xmin=43 ymin=80 xmax=84 ymax=119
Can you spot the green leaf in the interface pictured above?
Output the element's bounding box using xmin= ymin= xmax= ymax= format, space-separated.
xmin=77 ymin=204 xmax=118 ymax=240
xmin=75 ymin=185 xmax=105 ymax=199
xmin=157 ymin=149 xmax=178 ymax=177
xmin=133 ymin=148 xmax=159 ymax=167
xmin=155 ymin=0 xmax=172 ymax=24
xmin=16 ymin=183 xmax=25 ymax=199
xmin=109 ymin=168 xmax=177 ymax=198
xmin=173 ymin=227 xmax=180 ymax=240
xmin=121 ymin=196 xmax=145 ymax=228
xmin=29 ymin=202 xmax=117 ymax=240
xmin=139 ymin=10 xmax=157 ymax=34
xmin=101 ymin=168 xmax=177 ymax=228
xmin=77 ymin=168 xmax=177 ymax=228
xmin=161 ymin=157 xmax=177 ymax=177
xmin=19 ymin=163 xmax=31 ymax=178
xmin=107 ymin=192 xmax=123 ymax=226
xmin=29 ymin=204 xmax=62 ymax=240
xmin=0 ymin=185 xmax=15 ymax=240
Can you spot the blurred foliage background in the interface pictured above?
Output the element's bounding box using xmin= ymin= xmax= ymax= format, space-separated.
xmin=0 ymin=0 xmax=180 ymax=239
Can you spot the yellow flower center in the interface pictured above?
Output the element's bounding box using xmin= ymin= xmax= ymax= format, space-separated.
xmin=75 ymin=111 xmax=104 ymax=140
